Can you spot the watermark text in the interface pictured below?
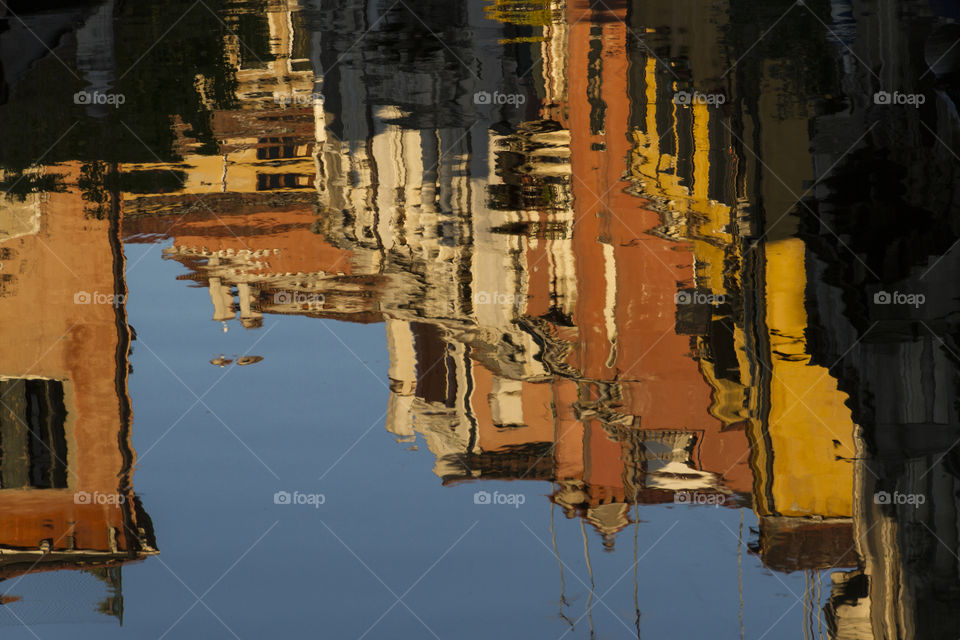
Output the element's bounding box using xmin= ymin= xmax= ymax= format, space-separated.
xmin=274 ymin=490 xmax=325 ymax=508
xmin=74 ymin=90 xmax=125 ymax=109
xmin=474 ymin=490 xmax=525 ymax=508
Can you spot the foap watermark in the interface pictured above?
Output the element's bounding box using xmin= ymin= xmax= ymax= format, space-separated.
xmin=274 ymin=291 xmax=325 ymax=310
xmin=74 ymin=491 xmax=125 ymax=505
xmin=874 ymin=490 xmax=925 ymax=508
xmin=674 ymin=491 xmax=726 ymax=506
xmin=474 ymin=490 xmax=525 ymax=509
xmin=274 ymin=92 xmax=323 ymax=107
xmin=474 ymin=90 xmax=526 ymax=107
xmin=873 ymin=91 xmax=925 ymax=108
xmin=473 ymin=290 xmax=522 ymax=307
xmin=673 ymin=91 xmax=726 ymax=107
xmin=73 ymin=90 xmax=125 ymax=109
xmin=675 ymin=290 xmax=725 ymax=306
xmin=873 ymin=291 xmax=925 ymax=308
xmin=74 ymin=290 xmax=125 ymax=306
xmin=274 ymin=490 xmax=325 ymax=508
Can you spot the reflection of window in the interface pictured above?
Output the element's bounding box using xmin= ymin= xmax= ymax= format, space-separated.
xmin=0 ymin=379 xmax=68 ymax=489
xmin=234 ymin=13 xmax=272 ymax=66
xmin=411 ymin=323 xmax=458 ymax=408
xmin=256 ymin=137 xmax=307 ymax=160
xmin=256 ymin=173 xmax=311 ymax=190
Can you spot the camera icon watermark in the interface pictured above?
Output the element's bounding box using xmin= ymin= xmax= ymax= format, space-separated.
xmin=872 ymin=290 xmax=925 ymax=308
xmin=273 ymin=291 xmax=325 ymax=310
xmin=73 ymin=90 xmax=125 ymax=109
xmin=274 ymin=92 xmax=323 ymax=107
xmin=74 ymin=491 xmax=125 ymax=505
xmin=674 ymin=491 xmax=726 ymax=506
xmin=74 ymin=290 xmax=125 ymax=306
xmin=473 ymin=90 xmax=526 ymax=107
xmin=473 ymin=490 xmax=525 ymax=508
xmin=873 ymin=91 xmax=925 ymax=108
xmin=473 ymin=290 xmax=522 ymax=307
xmin=674 ymin=290 xmax=725 ymax=305
xmin=873 ymin=490 xmax=925 ymax=508
xmin=273 ymin=490 xmax=325 ymax=508
xmin=673 ymin=91 xmax=726 ymax=107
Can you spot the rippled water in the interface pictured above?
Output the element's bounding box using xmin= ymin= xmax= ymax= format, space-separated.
xmin=1 ymin=0 xmax=960 ymax=638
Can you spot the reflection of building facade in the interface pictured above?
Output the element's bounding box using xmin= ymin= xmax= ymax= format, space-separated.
xmin=119 ymin=0 xmax=859 ymax=568
xmin=9 ymin=0 xmax=960 ymax=636
xmin=604 ymin=0 xmax=861 ymax=582
xmin=0 ymin=163 xmax=156 ymax=622
xmin=111 ymin=7 xmax=960 ymax=637
xmin=121 ymin=0 xmax=758 ymax=547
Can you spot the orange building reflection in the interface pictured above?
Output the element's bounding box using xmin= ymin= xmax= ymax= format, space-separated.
xmin=0 ymin=164 xmax=156 ymax=621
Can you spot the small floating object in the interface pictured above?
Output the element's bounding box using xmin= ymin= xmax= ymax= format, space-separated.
xmin=236 ymin=355 xmax=264 ymax=366
xmin=210 ymin=355 xmax=233 ymax=367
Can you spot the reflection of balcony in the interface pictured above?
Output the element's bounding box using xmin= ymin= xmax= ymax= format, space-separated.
xmin=635 ymin=431 xmax=718 ymax=492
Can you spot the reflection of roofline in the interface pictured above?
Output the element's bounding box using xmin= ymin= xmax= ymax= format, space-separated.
xmin=752 ymin=516 xmax=858 ymax=573
xmin=438 ymin=442 xmax=556 ymax=484
xmin=265 ymin=309 xmax=384 ymax=324
xmin=442 ymin=476 xmax=547 ymax=487
xmin=0 ymin=548 xmax=157 ymax=582
xmin=558 ymin=487 xmax=751 ymax=508
xmin=120 ymin=192 xmax=319 ymax=228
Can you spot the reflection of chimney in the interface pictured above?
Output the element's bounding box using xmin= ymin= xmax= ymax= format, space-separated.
xmin=553 ymin=480 xmax=588 ymax=515
xmin=237 ymin=282 xmax=263 ymax=328
xmin=490 ymin=377 xmax=524 ymax=427
xmin=208 ymin=276 xmax=235 ymax=323
xmin=267 ymin=6 xmax=295 ymax=92
xmin=585 ymin=502 xmax=631 ymax=550
xmin=385 ymin=319 xmax=416 ymax=439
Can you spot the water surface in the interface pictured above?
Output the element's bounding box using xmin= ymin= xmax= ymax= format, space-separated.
xmin=1 ymin=0 xmax=960 ymax=638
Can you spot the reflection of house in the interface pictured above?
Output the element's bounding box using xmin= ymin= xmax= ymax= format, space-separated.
xmin=126 ymin=205 xmax=384 ymax=326
xmin=617 ymin=0 xmax=861 ymax=575
xmin=313 ymin=0 xmax=758 ymax=542
xmin=122 ymin=0 xmax=368 ymax=325
xmin=733 ymin=60 xmax=856 ymax=547
xmin=522 ymin=0 xmax=755 ymax=536
xmin=0 ymin=164 xmax=156 ymax=622
xmin=314 ymin=0 xmax=758 ymax=542
xmin=122 ymin=0 xmax=761 ymax=547
xmin=124 ymin=0 xmax=319 ymax=219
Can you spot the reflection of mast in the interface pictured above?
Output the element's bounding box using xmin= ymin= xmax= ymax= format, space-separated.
xmin=737 ymin=510 xmax=744 ymax=640
xmin=580 ymin=518 xmax=597 ymax=639
xmin=550 ymin=497 xmax=575 ymax=631
xmin=631 ymin=497 xmax=641 ymax=639
xmin=802 ymin=570 xmax=825 ymax=640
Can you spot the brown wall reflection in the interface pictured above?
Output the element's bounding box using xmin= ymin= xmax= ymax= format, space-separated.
xmin=0 ymin=163 xmax=156 ymax=621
